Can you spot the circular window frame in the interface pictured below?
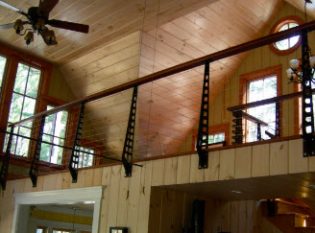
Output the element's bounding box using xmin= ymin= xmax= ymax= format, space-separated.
xmin=269 ymin=16 xmax=304 ymax=55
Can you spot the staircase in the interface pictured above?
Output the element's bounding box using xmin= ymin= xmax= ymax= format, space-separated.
xmin=262 ymin=199 xmax=315 ymax=233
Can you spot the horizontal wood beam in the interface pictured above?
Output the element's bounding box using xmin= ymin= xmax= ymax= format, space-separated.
xmin=228 ymin=89 xmax=315 ymax=112
xmin=241 ymin=111 xmax=268 ymax=126
xmin=11 ymin=20 xmax=315 ymax=126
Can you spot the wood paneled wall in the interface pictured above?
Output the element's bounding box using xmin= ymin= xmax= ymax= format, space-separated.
xmin=207 ymin=3 xmax=315 ymax=139
xmin=148 ymin=188 xmax=283 ymax=233
xmin=1 ymin=138 xmax=315 ymax=233
xmin=48 ymin=68 xmax=75 ymax=102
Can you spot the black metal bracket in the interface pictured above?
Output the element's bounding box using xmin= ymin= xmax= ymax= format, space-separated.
xmin=0 ymin=126 xmax=14 ymax=190
xmin=69 ymin=103 xmax=85 ymax=182
xmin=301 ymin=31 xmax=315 ymax=157
xmin=232 ymin=110 xmax=243 ymax=144
xmin=196 ymin=62 xmax=210 ymax=169
xmin=122 ymin=86 xmax=138 ymax=177
xmin=29 ymin=115 xmax=46 ymax=187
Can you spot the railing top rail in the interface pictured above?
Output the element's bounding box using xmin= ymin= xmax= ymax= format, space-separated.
xmin=227 ymin=90 xmax=315 ymax=112
xmin=241 ymin=111 xmax=269 ymax=126
xmin=10 ymin=20 xmax=315 ymax=127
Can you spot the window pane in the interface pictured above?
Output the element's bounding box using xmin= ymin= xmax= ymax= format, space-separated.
xmin=4 ymin=63 xmax=41 ymax=157
xmin=26 ymin=67 xmax=41 ymax=98
xmin=14 ymin=64 xmax=29 ymax=94
xmin=40 ymin=142 xmax=51 ymax=162
xmin=246 ymin=75 xmax=277 ymax=142
xmin=76 ymin=146 xmax=94 ymax=168
xmin=208 ymin=133 xmax=225 ymax=144
xmin=22 ymin=97 xmax=36 ymax=120
xmin=8 ymin=94 xmax=23 ymax=122
xmin=40 ymin=105 xmax=68 ymax=165
xmin=275 ymin=39 xmax=289 ymax=51
xmin=274 ymin=22 xmax=299 ymax=51
xmin=13 ymin=126 xmax=31 ymax=156
xmin=0 ymin=55 xmax=6 ymax=91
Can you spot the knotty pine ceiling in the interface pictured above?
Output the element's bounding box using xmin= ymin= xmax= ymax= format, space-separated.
xmin=0 ymin=0 xmax=311 ymax=160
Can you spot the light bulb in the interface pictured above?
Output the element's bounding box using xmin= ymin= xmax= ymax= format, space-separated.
xmin=310 ymin=56 xmax=315 ymax=68
xmin=286 ymin=68 xmax=293 ymax=78
xmin=290 ymin=59 xmax=300 ymax=69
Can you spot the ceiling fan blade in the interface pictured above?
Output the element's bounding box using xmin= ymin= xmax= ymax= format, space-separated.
xmin=0 ymin=0 xmax=24 ymax=13
xmin=48 ymin=19 xmax=89 ymax=33
xmin=0 ymin=22 xmax=14 ymax=29
xmin=39 ymin=0 xmax=59 ymax=16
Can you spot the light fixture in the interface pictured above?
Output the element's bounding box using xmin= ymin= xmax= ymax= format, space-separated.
xmin=13 ymin=19 xmax=24 ymax=34
xmin=287 ymin=0 xmax=315 ymax=83
xmin=41 ymin=27 xmax=57 ymax=45
xmin=24 ymin=31 xmax=34 ymax=45
xmin=286 ymin=56 xmax=315 ymax=83
xmin=10 ymin=19 xmax=58 ymax=46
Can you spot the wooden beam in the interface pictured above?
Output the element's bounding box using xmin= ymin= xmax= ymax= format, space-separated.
xmin=11 ymin=20 xmax=315 ymax=126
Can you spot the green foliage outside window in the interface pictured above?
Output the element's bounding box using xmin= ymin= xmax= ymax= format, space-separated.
xmin=0 ymin=55 xmax=6 ymax=92
xmin=208 ymin=133 xmax=225 ymax=144
xmin=5 ymin=63 xmax=41 ymax=156
xmin=40 ymin=105 xmax=68 ymax=164
xmin=246 ymin=75 xmax=277 ymax=142
xmin=76 ymin=146 xmax=94 ymax=168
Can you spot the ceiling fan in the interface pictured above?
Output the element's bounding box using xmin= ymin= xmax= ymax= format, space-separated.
xmin=0 ymin=0 xmax=89 ymax=45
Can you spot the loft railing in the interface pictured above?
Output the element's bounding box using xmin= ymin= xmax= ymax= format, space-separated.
xmin=228 ymin=89 xmax=315 ymax=144
xmin=1 ymin=20 xmax=315 ymax=190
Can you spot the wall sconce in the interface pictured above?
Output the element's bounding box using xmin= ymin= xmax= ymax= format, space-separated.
xmin=109 ymin=227 xmax=128 ymax=233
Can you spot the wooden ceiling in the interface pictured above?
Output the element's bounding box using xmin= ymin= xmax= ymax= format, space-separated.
xmin=158 ymin=172 xmax=315 ymax=209
xmin=0 ymin=0 xmax=309 ymax=160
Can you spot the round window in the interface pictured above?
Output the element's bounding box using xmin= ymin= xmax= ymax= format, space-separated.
xmin=271 ymin=16 xmax=303 ymax=55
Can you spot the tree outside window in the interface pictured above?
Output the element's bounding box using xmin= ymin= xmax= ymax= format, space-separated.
xmin=5 ymin=63 xmax=41 ymax=156
xmin=40 ymin=105 xmax=68 ymax=164
xmin=246 ymin=75 xmax=277 ymax=142
xmin=0 ymin=55 xmax=6 ymax=92
xmin=76 ymin=146 xmax=94 ymax=168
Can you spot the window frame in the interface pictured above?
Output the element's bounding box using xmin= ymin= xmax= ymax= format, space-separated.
xmin=0 ymin=43 xmax=52 ymax=161
xmin=192 ymin=123 xmax=229 ymax=151
xmin=240 ymin=65 xmax=282 ymax=142
xmin=37 ymin=96 xmax=70 ymax=165
xmin=269 ymin=16 xmax=303 ymax=55
xmin=76 ymin=145 xmax=95 ymax=168
xmin=6 ymin=63 xmax=42 ymax=157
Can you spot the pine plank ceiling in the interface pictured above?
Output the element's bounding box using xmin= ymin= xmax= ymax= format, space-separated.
xmin=0 ymin=0 xmax=310 ymax=160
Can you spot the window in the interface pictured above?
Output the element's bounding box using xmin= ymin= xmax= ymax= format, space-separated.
xmin=40 ymin=105 xmax=68 ymax=164
xmin=0 ymin=55 xmax=6 ymax=92
xmin=192 ymin=123 xmax=229 ymax=150
xmin=76 ymin=146 xmax=94 ymax=168
xmin=271 ymin=16 xmax=302 ymax=54
xmin=208 ymin=132 xmax=225 ymax=145
xmin=6 ymin=63 xmax=41 ymax=156
xmin=241 ymin=66 xmax=281 ymax=142
xmin=36 ymin=227 xmax=47 ymax=233
xmin=52 ymin=229 xmax=74 ymax=233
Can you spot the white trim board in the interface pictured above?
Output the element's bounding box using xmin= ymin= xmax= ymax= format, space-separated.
xmin=12 ymin=186 xmax=104 ymax=233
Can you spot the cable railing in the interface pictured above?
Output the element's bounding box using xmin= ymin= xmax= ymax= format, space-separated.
xmin=1 ymin=20 xmax=315 ymax=190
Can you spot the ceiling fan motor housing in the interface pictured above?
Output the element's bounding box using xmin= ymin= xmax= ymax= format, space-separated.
xmin=27 ymin=7 xmax=48 ymax=31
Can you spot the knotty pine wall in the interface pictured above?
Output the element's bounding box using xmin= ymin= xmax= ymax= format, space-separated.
xmin=1 ymin=138 xmax=315 ymax=233
xmin=206 ymin=3 xmax=315 ymax=141
xmin=48 ymin=67 xmax=75 ymax=102
xmin=149 ymin=188 xmax=282 ymax=233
